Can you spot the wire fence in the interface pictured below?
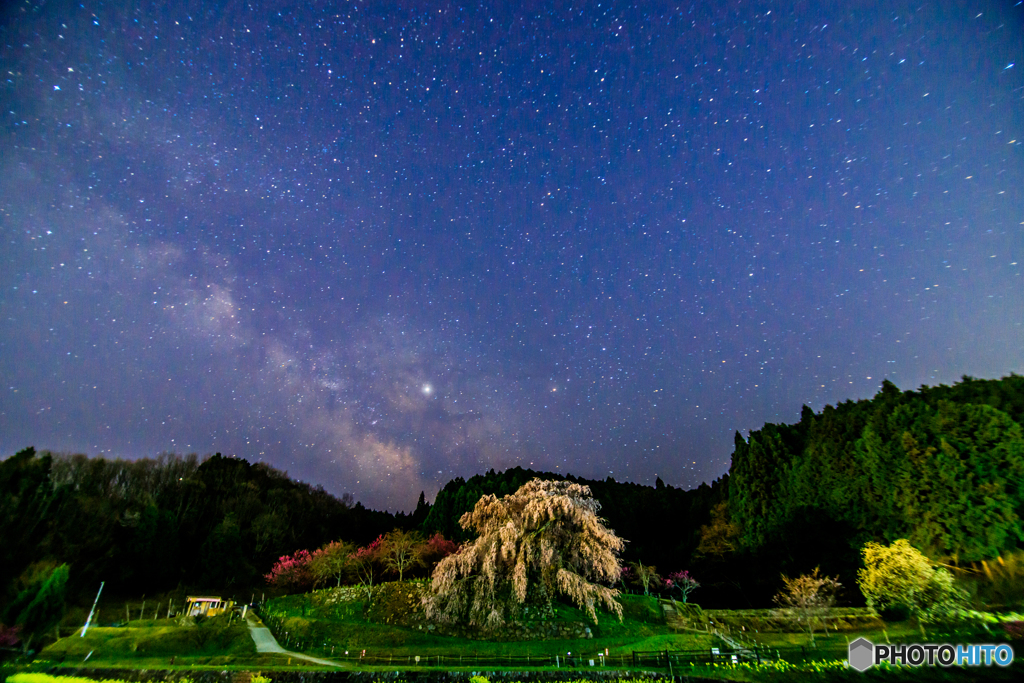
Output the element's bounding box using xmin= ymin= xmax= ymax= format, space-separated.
xmin=255 ymin=608 xmax=777 ymax=670
xmin=770 ymin=643 xmax=852 ymax=663
xmin=262 ymin=647 xmax=773 ymax=669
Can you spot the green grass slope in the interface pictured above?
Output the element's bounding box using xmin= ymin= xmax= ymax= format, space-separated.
xmin=261 ymin=583 xmax=715 ymax=660
xmin=36 ymin=615 xmax=255 ymax=668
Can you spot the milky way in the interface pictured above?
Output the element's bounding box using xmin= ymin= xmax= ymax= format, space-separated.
xmin=2 ymin=1 xmax=1022 ymax=509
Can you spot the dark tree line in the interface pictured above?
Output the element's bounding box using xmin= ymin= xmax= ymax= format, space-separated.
xmin=2 ymin=373 xmax=1021 ymax=617
xmin=731 ymin=375 xmax=1024 ymax=559
xmin=422 ymin=466 xmax=726 ymax=574
xmin=422 ymin=375 xmax=1024 ymax=608
xmin=725 ymin=374 xmax=1024 ymax=605
xmin=0 ymin=451 xmax=408 ymax=608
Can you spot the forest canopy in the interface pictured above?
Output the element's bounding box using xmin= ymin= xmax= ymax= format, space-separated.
xmin=729 ymin=374 xmax=1024 ymax=563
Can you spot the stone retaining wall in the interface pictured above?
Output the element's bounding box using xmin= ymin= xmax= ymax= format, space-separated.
xmin=308 ymin=585 xmax=596 ymax=642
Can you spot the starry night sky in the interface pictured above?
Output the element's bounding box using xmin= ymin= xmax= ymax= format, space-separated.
xmin=2 ymin=0 xmax=1022 ymax=510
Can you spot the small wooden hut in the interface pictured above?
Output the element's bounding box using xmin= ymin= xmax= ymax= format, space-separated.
xmin=184 ymin=596 xmax=233 ymax=617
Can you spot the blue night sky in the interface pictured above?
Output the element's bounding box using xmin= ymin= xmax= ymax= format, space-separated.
xmin=2 ymin=0 xmax=1022 ymax=510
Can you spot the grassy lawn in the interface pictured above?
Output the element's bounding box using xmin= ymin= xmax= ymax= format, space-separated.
xmin=20 ymin=585 xmax=1021 ymax=681
xmin=34 ymin=615 xmax=259 ymax=668
xmin=261 ymin=585 xmax=715 ymax=661
xmin=754 ymin=626 xmax=923 ymax=646
xmin=10 ymin=661 xmax=1024 ymax=683
xmin=29 ymin=589 xmax=712 ymax=673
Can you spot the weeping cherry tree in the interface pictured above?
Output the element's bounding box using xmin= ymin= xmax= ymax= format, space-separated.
xmin=425 ymin=478 xmax=624 ymax=630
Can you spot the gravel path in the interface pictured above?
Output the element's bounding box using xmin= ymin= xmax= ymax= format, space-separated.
xmin=245 ymin=611 xmax=344 ymax=667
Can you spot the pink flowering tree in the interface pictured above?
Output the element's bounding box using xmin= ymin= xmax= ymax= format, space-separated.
xmin=350 ymin=535 xmax=385 ymax=602
xmin=0 ymin=623 xmax=21 ymax=648
xmin=666 ymin=570 xmax=700 ymax=603
xmin=618 ymin=565 xmax=634 ymax=591
xmin=264 ymin=549 xmax=314 ymax=594
xmin=309 ymin=540 xmax=356 ymax=588
xmin=420 ymin=533 xmax=459 ymax=574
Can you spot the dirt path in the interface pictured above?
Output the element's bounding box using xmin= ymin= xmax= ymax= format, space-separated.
xmin=244 ymin=611 xmax=344 ymax=668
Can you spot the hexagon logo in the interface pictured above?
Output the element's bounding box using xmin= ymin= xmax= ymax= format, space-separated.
xmin=848 ymin=637 xmax=874 ymax=672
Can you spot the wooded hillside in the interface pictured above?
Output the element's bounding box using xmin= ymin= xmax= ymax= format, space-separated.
xmin=2 ymin=374 xmax=1021 ymax=612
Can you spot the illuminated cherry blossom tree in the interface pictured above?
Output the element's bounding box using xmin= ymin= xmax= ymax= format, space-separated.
xmin=425 ymin=478 xmax=624 ymax=629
